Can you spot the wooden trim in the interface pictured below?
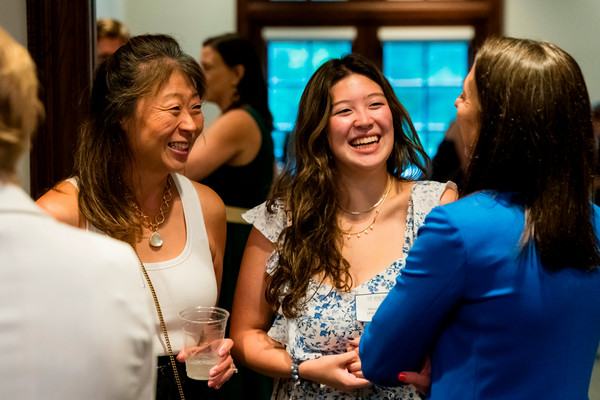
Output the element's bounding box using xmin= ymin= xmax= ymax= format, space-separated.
xmin=26 ymin=0 xmax=95 ymax=199
xmin=238 ymin=0 xmax=503 ymax=76
xmin=243 ymin=1 xmax=496 ymax=26
xmin=353 ymin=25 xmax=382 ymax=69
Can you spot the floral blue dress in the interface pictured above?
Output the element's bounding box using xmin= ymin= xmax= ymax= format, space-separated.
xmin=243 ymin=181 xmax=454 ymax=400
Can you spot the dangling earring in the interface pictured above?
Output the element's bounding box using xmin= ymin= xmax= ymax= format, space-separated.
xmin=232 ymin=87 xmax=240 ymax=104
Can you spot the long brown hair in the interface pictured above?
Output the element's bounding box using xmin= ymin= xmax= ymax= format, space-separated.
xmin=74 ymin=34 xmax=205 ymax=242
xmin=266 ymin=53 xmax=430 ymax=318
xmin=463 ymin=36 xmax=600 ymax=271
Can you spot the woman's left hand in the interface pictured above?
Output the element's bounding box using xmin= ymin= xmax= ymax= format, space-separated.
xmin=346 ymin=337 xmax=364 ymax=378
xmin=176 ymin=338 xmax=237 ymax=389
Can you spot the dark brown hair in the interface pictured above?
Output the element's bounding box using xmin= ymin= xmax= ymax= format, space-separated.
xmin=463 ymin=36 xmax=599 ymax=271
xmin=266 ymin=53 xmax=430 ymax=318
xmin=74 ymin=34 xmax=205 ymax=242
xmin=203 ymin=33 xmax=273 ymax=132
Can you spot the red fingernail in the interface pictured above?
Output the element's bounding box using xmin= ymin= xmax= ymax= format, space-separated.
xmin=398 ymin=372 xmax=407 ymax=382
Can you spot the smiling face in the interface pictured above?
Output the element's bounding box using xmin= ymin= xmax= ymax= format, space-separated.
xmin=122 ymin=70 xmax=204 ymax=175
xmin=455 ymin=66 xmax=481 ymax=155
xmin=327 ymin=73 xmax=394 ymax=174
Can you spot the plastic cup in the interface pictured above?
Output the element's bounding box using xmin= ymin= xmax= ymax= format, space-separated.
xmin=179 ymin=306 xmax=230 ymax=380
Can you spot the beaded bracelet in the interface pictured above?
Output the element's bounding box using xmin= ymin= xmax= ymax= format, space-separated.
xmin=291 ymin=358 xmax=303 ymax=386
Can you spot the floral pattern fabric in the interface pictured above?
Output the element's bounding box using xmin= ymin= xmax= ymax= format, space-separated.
xmin=243 ymin=180 xmax=454 ymax=400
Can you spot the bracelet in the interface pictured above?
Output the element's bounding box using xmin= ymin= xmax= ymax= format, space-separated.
xmin=291 ymin=358 xmax=303 ymax=386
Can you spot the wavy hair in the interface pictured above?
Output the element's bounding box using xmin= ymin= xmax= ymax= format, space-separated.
xmin=266 ymin=53 xmax=430 ymax=318
xmin=203 ymin=33 xmax=273 ymax=132
xmin=0 ymin=27 xmax=44 ymax=183
xmin=463 ymin=36 xmax=600 ymax=271
xmin=74 ymin=34 xmax=205 ymax=242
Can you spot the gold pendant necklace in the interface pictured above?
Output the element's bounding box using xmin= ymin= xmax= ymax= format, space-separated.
xmin=131 ymin=175 xmax=173 ymax=248
xmin=341 ymin=209 xmax=381 ymax=239
xmin=338 ymin=175 xmax=392 ymax=215
xmin=340 ymin=176 xmax=393 ymax=240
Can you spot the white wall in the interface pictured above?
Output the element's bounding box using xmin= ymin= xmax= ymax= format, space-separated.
xmin=504 ymin=0 xmax=600 ymax=105
xmin=96 ymin=0 xmax=236 ymax=124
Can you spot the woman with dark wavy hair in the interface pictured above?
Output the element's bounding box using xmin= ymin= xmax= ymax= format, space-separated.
xmin=361 ymin=36 xmax=600 ymax=399
xmin=37 ymin=34 xmax=236 ymax=399
xmin=230 ymin=53 xmax=457 ymax=399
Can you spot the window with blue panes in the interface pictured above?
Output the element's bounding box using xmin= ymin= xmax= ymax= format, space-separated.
xmin=268 ymin=40 xmax=351 ymax=163
xmin=383 ymin=40 xmax=469 ymax=157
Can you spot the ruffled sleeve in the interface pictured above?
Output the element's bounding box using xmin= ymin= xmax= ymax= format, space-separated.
xmin=243 ymin=201 xmax=288 ymax=276
xmin=406 ymin=180 xmax=457 ymax=249
xmin=243 ymin=200 xmax=287 ymax=243
xmin=243 ymin=201 xmax=290 ymax=345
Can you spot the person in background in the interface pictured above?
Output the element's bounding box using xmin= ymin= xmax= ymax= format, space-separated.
xmin=97 ymin=17 xmax=130 ymax=66
xmin=183 ymin=32 xmax=275 ymax=400
xmin=360 ymin=36 xmax=600 ymax=400
xmin=36 ymin=34 xmax=235 ymax=399
xmin=230 ymin=53 xmax=457 ymax=399
xmin=0 ymin=26 xmax=156 ymax=400
xmin=431 ymin=120 xmax=467 ymax=186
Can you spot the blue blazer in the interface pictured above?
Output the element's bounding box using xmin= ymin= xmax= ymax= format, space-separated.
xmin=360 ymin=191 xmax=600 ymax=399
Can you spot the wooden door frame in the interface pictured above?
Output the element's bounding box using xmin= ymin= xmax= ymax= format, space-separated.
xmin=26 ymin=0 xmax=95 ymax=199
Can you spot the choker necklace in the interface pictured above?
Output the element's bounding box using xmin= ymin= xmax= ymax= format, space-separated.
xmin=132 ymin=175 xmax=173 ymax=248
xmin=340 ymin=175 xmax=393 ymax=240
xmin=338 ymin=175 xmax=392 ymax=215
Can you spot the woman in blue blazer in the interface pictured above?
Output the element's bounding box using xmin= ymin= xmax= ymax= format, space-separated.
xmin=360 ymin=36 xmax=600 ymax=399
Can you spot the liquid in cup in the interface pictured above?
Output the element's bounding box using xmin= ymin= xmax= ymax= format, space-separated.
xmin=179 ymin=306 xmax=230 ymax=380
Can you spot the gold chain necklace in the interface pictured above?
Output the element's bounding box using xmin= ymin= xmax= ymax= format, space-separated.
xmin=129 ymin=244 xmax=185 ymax=400
xmin=131 ymin=175 xmax=172 ymax=248
xmin=340 ymin=176 xmax=393 ymax=240
xmin=338 ymin=175 xmax=392 ymax=215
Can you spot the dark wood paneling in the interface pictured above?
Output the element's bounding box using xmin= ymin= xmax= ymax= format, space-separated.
xmin=243 ymin=1 xmax=495 ymax=26
xmin=26 ymin=0 xmax=95 ymax=199
xmin=238 ymin=0 xmax=503 ymax=73
xmin=353 ymin=25 xmax=382 ymax=69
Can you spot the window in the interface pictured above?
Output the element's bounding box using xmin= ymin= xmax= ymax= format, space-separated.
xmin=381 ymin=27 xmax=472 ymax=156
xmin=385 ymin=40 xmax=467 ymax=157
xmin=265 ymin=28 xmax=354 ymax=163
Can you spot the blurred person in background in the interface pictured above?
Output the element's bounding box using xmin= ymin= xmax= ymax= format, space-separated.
xmin=97 ymin=17 xmax=130 ymax=66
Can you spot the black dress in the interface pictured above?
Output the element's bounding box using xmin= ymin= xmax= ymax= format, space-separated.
xmin=200 ymin=105 xmax=275 ymax=400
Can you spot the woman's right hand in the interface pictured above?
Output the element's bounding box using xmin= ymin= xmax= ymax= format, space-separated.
xmin=300 ymin=350 xmax=371 ymax=394
xmin=398 ymin=356 xmax=431 ymax=396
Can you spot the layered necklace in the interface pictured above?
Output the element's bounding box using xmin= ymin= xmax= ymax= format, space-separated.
xmin=339 ymin=175 xmax=393 ymax=240
xmin=131 ymin=175 xmax=173 ymax=248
